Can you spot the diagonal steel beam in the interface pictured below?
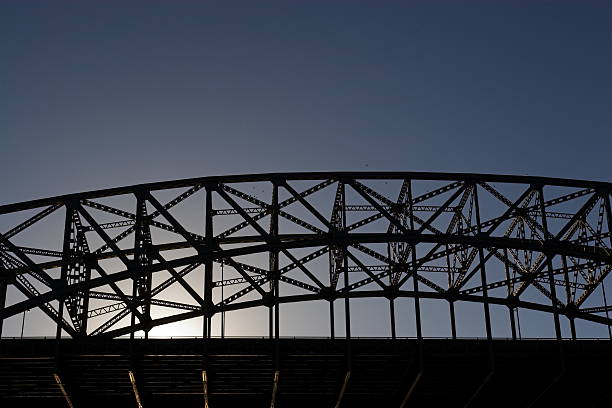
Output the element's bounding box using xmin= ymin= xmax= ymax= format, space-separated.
xmin=216 ymin=187 xmax=326 ymax=289
xmin=222 ymin=256 xmax=267 ymax=298
xmin=76 ymin=204 xmax=132 ymax=267
xmin=485 ymin=186 xmax=534 ymax=235
xmin=153 ymin=252 xmax=206 ymax=307
xmin=13 ymin=279 xmax=78 ymax=337
xmin=144 ymin=191 xmax=202 ymax=251
xmin=348 ymin=179 xmax=409 ymax=234
xmin=514 ymin=192 xmax=602 ymax=298
xmin=3 ymin=203 xmax=62 ymax=239
xmin=280 ymin=180 xmax=335 ymax=230
xmin=0 ymin=231 xmax=54 ymax=287
xmin=345 ymin=250 xmax=387 ymax=290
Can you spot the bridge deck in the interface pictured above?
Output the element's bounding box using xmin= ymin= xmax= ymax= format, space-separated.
xmin=0 ymin=338 xmax=611 ymax=407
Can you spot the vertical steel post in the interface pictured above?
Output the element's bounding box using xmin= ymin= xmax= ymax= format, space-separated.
xmin=503 ymin=248 xmax=517 ymax=340
xmin=407 ymin=180 xmax=422 ymax=341
xmin=58 ymin=202 xmax=75 ymax=341
xmin=411 ymin=252 xmax=422 ymax=339
xmin=329 ymin=300 xmax=335 ymax=339
xmin=389 ymin=236 xmax=397 ymax=340
xmin=220 ymin=261 xmax=225 ymax=339
xmin=339 ymin=182 xmax=350 ymax=339
xmin=605 ymin=193 xmax=612 ymax=252
xmin=449 ymin=300 xmax=457 ymax=340
xmin=55 ymin=202 xmax=75 ymax=400
xmin=389 ymin=296 xmax=397 ymax=340
xmin=538 ymin=187 xmax=562 ymax=340
xmin=472 ymin=184 xmax=495 ymax=404
xmin=603 ymin=284 xmax=612 ymax=340
xmin=561 ymin=255 xmax=576 ymax=339
xmin=78 ymin=227 xmax=91 ymax=337
xmin=134 ymin=194 xmax=152 ymax=339
xmin=404 ymin=179 xmax=424 ymax=407
xmin=473 ymin=185 xmax=492 ymax=341
xmin=0 ymin=274 xmax=6 ymax=339
xmin=204 ymin=186 xmax=214 ymax=339
xmin=270 ymin=183 xmax=280 ymax=371
xmin=269 ymin=303 xmax=273 ymax=339
xmin=445 ymin=245 xmax=457 ymax=339
xmin=340 ymin=181 xmax=352 ymax=377
xmin=603 ymin=193 xmax=612 ymax=339
xmin=129 ymin=196 xmax=139 ymax=386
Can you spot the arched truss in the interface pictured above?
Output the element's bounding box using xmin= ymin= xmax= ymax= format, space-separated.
xmin=0 ymin=172 xmax=610 ymax=339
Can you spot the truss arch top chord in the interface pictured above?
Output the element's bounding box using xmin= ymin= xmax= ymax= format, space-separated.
xmin=0 ymin=172 xmax=610 ymax=339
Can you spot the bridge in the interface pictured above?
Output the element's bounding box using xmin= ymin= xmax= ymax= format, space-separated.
xmin=0 ymin=172 xmax=611 ymax=406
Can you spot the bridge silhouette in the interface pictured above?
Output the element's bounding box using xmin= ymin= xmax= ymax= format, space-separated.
xmin=0 ymin=172 xmax=611 ymax=406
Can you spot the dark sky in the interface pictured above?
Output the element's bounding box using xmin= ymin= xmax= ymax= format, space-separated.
xmin=1 ymin=0 xmax=610 ymax=205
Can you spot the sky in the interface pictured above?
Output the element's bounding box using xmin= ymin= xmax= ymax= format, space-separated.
xmin=0 ymin=1 xmax=611 ymax=339
xmin=1 ymin=0 xmax=610 ymax=205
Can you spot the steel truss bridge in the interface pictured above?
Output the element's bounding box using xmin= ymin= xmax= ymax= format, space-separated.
xmin=0 ymin=172 xmax=611 ymax=407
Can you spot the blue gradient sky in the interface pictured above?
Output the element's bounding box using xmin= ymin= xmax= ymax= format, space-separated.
xmin=1 ymin=0 xmax=610 ymax=204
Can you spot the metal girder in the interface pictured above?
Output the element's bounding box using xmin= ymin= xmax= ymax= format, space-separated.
xmin=0 ymin=172 xmax=609 ymax=340
xmin=3 ymin=203 xmax=62 ymax=239
xmin=0 ymin=233 xmax=608 ymax=314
